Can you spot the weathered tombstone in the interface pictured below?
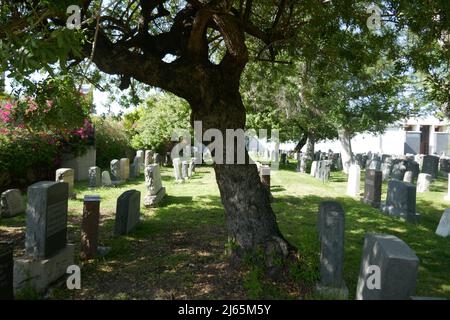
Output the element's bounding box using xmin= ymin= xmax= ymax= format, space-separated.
xmin=403 ymin=171 xmax=414 ymax=183
xmin=181 ymin=160 xmax=189 ymax=180
xmin=422 ymin=155 xmax=439 ymax=179
xmin=439 ymin=157 xmax=450 ymax=176
xmin=188 ymin=158 xmax=195 ymax=177
xmin=0 ymin=189 xmax=25 ymax=218
xmin=143 ymin=164 xmax=166 ymax=207
xmin=25 ymin=181 xmax=68 ymax=259
xmin=356 ymin=233 xmax=419 ymax=300
xmin=346 ymin=164 xmax=361 ymax=197
xmin=144 ymin=150 xmax=154 ymax=166
xmin=382 ymin=180 xmax=420 ymax=222
xmin=55 ymin=168 xmax=76 ymax=199
xmin=110 ymin=159 xmax=121 ymax=181
xmin=310 ymin=161 xmax=318 ymax=177
xmin=316 ymin=201 xmax=348 ymax=298
xmin=119 ymin=158 xmax=130 ymax=181
xmin=391 ymin=160 xmax=407 ymax=181
xmin=101 ymin=171 xmax=113 ymax=187
xmin=435 ymin=209 xmax=450 ymax=237
xmin=88 ymin=166 xmax=101 ymax=188
xmin=316 ymin=160 xmax=331 ymax=182
xmin=129 ymin=163 xmax=136 ymax=179
xmin=114 ymin=190 xmax=141 ymax=235
xmin=300 ymin=157 xmax=307 ymax=173
xmin=362 ymin=169 xmax=382 ymax=208
xmin=417 ymin=173 xmax=432 ymax=193
xmin=173 ymin=158 xmax=183 ymax=182
xmin=80 ymin=195 xmax=101 ymax=260
xmin=0 ymin=241 xmax=14 ymax=300
xmin=406 ymin=160 xmax=420 ymax=181
xmin=133 ymin=155 xmax=142 ymax=176
xmin=381 ymin=161 xmax=392 ymax=181
xmin=14 ymin=181 xmax=74 ymax=294
xmin=153 ymin=152 xmax=161 ymax=165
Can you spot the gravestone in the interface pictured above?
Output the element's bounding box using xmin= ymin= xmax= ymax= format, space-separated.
xmin=381 ymin=161 xmax=392 ymax=181
xmin=88 ymin=166 xmax=101 ymax=188
xmin=15 ymin=181 xmax=74 ymax=294
xmin=101 ymin=171 xmax=113 ymax=187
xmin=181 ymin=160 xmax=189 ymax=180
xmin=435 ymin=209 xmax=450 ymax=237
xmin=406 ymin=160 xmax=420 ymax=181
xmin=369 ymin=159 xmax=381 ymax=171
xmin=133 ymin=155 xmax=142 ymax=176
xmin=403 ymin=171 xmax=414 ymax=183
xmin=316 ymin=201 xmax=348 ymax=298
xmin=417 ymin=173 xmax=432 ymax=193
xmin=310 ymin=161 xmax=318 ymax=177
xmin=382 ymin=180 xmax=420 ymax=222
xmin=422 ymin=155 xmax=439 ymax=179
xmin=145 ymin=150 xmax=154 ymax=166
xmin=439 ymin=157 xmax=450 ymax=176
xmin=143 ymin=164 xmax=166 ymax=207
xmin=391 ymin=160 xmax=407 ymax=181
xmin=188 ymin=158 xmax=195 ymax=177
xmin=362 ymin=169 xmax=382 ymax=208
xmin=356 ymin=233 xmax=419 ymax=300
xmin=0 ymin=241 xmax=14 ymax=300
xmin=80 ymin=195 xmax=101 ymax=260
xmin=0 ymin=189 xmax=25 ymax=218
xmin=346 ymin=164 xmax=361 ymax=197
xmin=300 ymin=157 xmax=307 ymax=173
xmin=110 ymin=159 xmax=121 ymax=181
xmin=129 ymin=163 xmax=136 ymax=179
xmin=55 ymin=168 xmax=76 ymax=199
xmin=114 ymin=190 xmax=141 ymax=235
xmin=119 ymin=158 xmax=130 ymax=181
xmin=444 ymin=173 xmax=450 ymax=201
xmin=25 ymin=181 xmax=68 ymax=259
xmin=316 ymin=160 xmax=331 ymax=182
xmin=173 ymin=158 xmax=183 ymax=182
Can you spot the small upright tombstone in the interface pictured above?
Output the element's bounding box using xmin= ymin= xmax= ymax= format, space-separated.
xmin=310 ymin=161 xmax=318 ymax=177
xmin=88 ymin=166 xmax=101 ymax=188
xmin=417 ymin=173 xmax=432 ymax=193
xmin=101 ymin=171 xmax=113 ymax=187
xmin=119 ymin=158 xmax=130 ymax=181
xmin=403 ymin=171 xmax=414 ymax=183
xmin=435 ymin=209 xmax=450 ymax=237
xmin=299 ymin=157 xmax=307 ymax=173
xmin=0 ymin=241 xmax=14 ymax=300
xmin=80 ymin=195 xmax=101 ymax=260
xmin=382 ymin=180 xmax=420 ymax=223
xmin=356 ymin=233 xmax=419 ymax=300
xmin=143 ymin=164 xmax=166 ymax=207
xmin=110 ymin=159 xmax=121 ymax=181
xmin=0 ymin=189 xmax=25 ymax=218
xmin=136 ymin=150 xmax=145 ymax=168
xmin=181 ymin=160 xmax=189 ymax=180
xmin=406 ymin=160 xmax=420 ymax=181
xmin=422 ymin=155 xmax=439 ymax=179
xmin=188 ymin=158 xmax=195 ymax=178
xmin=173 ymin=158 xmax=183 ymax=182
xmin=56 ymin=168 xmax=76 ymax=199
xmin=362 ymin=169 xmax=382 ymax=208
xmin=346 ymin=164 xmax=361 ymax=197
xmin=114 ymin=190 xmax=141 ymax=235
xmin=316 ymin=201 xmax=348 ymax=298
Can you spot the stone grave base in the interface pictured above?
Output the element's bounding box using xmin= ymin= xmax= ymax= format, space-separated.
xmin=14 ymin=244 xmax=75 ymax=294
xmin=144 ymin=187 xmax=166 ymax=208
xmin=315 ymin=283 xmax=349 ymax=300
xmin=380 ymin=203 xmax=421 ymax=223
xmin=361 ymin=197 xmax=380 ymax=209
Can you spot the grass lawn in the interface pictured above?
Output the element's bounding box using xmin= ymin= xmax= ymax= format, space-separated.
xmin=1 ymin=161 xmax=449 ymax=300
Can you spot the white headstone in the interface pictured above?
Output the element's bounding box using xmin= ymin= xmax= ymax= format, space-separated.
xmin=55 ymin=168 xmax=75 ymax=198
xmin=346 ymin=164 xmax=361 ymax=197
xmin=101 ymin=171 xmax=112 ymax=187
xmin=0 ymin=189 xmax=25 ymax=218
xmin=417 ymin=173 xmax=432 ymax=193
xmin=436 ymin=209 xmax=450 ymax=237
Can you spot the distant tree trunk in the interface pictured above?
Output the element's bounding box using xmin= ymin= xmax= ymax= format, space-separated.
xmin=294 ymin=131 xmax=308 ymax=153
xmin=338 ymin=129 xmax=354 ymax=174
xmin=306 ymin=133 xmax=315 ymax=160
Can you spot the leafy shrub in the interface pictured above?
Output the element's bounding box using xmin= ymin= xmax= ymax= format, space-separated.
xmin=92 ymin=115 xmax=134 ymax=170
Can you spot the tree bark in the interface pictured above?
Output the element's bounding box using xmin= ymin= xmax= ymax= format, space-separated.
xmin=293 ymin=131 xmax=308 ymax=153
xmin=306 ymin=133 xmax=315 ymax=160
xmin=190 ymin=82 xmax=295 ymax=268
xmin=338 ymin=128 xmax=354 ymax=174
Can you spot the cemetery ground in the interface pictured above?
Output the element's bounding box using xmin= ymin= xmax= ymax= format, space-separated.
xmin=1 ymin=162 xmax=449 ymax=300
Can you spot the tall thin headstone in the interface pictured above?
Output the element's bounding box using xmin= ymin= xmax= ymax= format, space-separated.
xmin=362 ymin=169 xmax=382 ymax=208
xmin=417 ymin=173 xmax=432 ymax=193
xmin=347 ymin=164 xmax=361 ymax=197
xmin=143 ymin=164 xmax=166 ymax=207
xmin=80 ymin=195 xmax=101 ymax=260
xmin=88 ymin=166 xmax=101 ymax=188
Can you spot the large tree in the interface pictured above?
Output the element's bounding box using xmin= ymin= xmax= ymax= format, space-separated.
xmin=2 ymin=0 xmax=447 ymax=267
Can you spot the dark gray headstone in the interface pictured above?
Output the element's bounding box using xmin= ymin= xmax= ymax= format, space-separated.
xmin=391 ymin=159 xmax=407 ymax=181
xmin=110 ymin=159 xmax=121 ymax=181
xmin=26 ymin=181 xmax=68 ymax=259
xmin=356 ymin=233 xmax=419 ymax=300
xmin=114 ymin=190 xmax=141 ymax=235
xmin=363 ymin=169 xmax=382 ymax=208
xmin=382 ymin=180 xmax=419 ymax=222
xmin=439 ymin=157 xmax=450 ymax=176
xmin=317 ymin=201 xmax=347 ymax=295
xmin=0 ymin=241 xmax=14 ymax=300
xmin=406 ymin=160 xmax=420 ymax=182
xmin=422 ymin=155 xmax=439 ymax=179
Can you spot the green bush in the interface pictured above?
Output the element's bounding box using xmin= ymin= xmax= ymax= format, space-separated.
xmin=92 ymin=115 xmax=134 ymax=170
